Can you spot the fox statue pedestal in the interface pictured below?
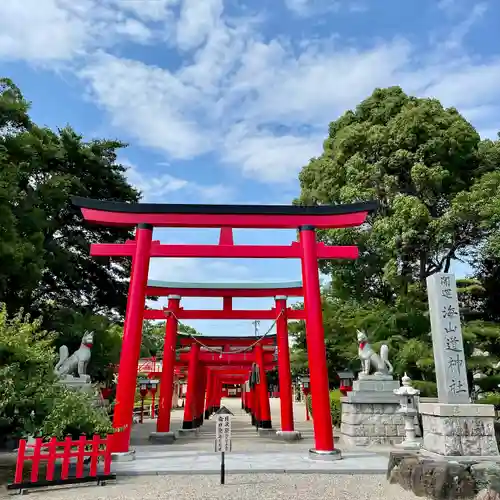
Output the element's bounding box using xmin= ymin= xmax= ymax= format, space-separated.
xmin=340 ymin=373 xmax=405 ymax=446
xmin=340 ymin=330 xmax=420 ymax=446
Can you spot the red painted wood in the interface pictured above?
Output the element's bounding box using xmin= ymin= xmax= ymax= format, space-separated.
xmin=45 ymin=437 xmax=57 ymax=481
xmin=90 ymin=241 xmax=359 ymax=260
xmin=143 ymin=307 xmax=305 ymax=320
xmin=178 ymin=337 xmax=275 ymax=346
xmin=76 ymin=435 xmax=87 ymax=479
xmin=30 ymin=439 xmax=42 ymax=483
xmin=12 ymin=434 xmax=113 ymax=486
xmin=81 ymin=207 xmax=369 ymax=229
xmin=146 ymin=285 xmax=303 ymax=298
xmin=14 ymin=439 xmax=25 ymax=484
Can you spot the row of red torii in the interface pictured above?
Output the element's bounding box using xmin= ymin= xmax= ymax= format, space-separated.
xmin=138 ymin=328 xmax=282 ymax=432
xmin=73 ymin=197 xmax=377 ymax=460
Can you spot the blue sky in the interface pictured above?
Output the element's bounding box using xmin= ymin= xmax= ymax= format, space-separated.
xmin=1 ymin=0 xmax=499 ymax=337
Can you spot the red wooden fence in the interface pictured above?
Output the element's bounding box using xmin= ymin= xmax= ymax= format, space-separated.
xmin=8 ymin=434 xmax=116 ymax=493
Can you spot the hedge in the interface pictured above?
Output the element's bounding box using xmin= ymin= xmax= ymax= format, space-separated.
xmin=305 ymin=389 xmax=342 ymax=427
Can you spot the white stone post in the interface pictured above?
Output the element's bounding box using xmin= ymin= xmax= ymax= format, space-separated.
xmin=420 ymin=273 xmax=499 ymax=457
xmin=427 ymin=273 xmax=469 ymax=403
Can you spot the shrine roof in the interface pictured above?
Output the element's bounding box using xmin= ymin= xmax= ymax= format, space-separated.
xmin=72 ymin=197 xmax=378 ymax=229
xmin=73 ymin=197 xmax=377 ymax=216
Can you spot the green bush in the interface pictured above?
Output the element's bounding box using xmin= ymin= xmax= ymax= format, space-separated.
xmin=306 ymin=389 xmax=342 ymax=428
xmin=476 ymin=392 xmax=500 ymax=409
xmin=412 ymin=380 xmax=437 ymax=397
xmin=40 ymin=388 xmax=113 ymax=439
xmin=0 ymin=305 xmax=113 ymax=443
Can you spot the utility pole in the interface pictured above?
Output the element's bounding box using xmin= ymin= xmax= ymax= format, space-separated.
xmin=252 ymin=320 xmax=260 ymax=337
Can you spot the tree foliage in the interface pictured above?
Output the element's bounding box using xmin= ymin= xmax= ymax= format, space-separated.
xmin=140 ymin=321 xmax=203 ymax=358
xmin=0 ymin=77 xmax=145 ymax=385
xmin=292 ymin=87 xmax=500 ymax=396
xmin=0 ymin=306 xmax=112 ymax=445
xmin=0 ymin=77 xmax=140 ymax=324
xmin=296 ymin=86 xmax=500 ymax=300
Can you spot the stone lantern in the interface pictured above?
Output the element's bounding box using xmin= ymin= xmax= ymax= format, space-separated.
xmin=138 ymin=378 xmax=150 ymax=424
xmin=393 ymin=373 xmax=420 ymax=449
xmin=149 ymin=379 xmax=159 ymax=419
xmin=299 ymin=376 xmax=311 ymax=421
xmin=337 ymin=370 xmax=354 ymax=396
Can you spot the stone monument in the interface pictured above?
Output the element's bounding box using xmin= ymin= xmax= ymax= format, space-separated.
xmin=420 ymin=273 xmax=498 ymax=457
xmin=341 ymin=330 xmax=414 ymax=446
xmin=54 ymin=331 xmax=94 ymax=393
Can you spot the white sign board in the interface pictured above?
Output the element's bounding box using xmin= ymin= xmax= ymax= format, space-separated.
xmin=427 ymin=273 xmax=469 ymax=404
xmin=215 ymin=414 xmax=232 ymax=452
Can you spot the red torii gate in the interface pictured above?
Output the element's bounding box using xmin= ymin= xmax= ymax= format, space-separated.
xmin=141 ymin=340 xmax=278 ymax=437
xmin=145 ymin=281 xmax=298 ymax=438
xmin=144 ymin=332 xmax=278 ymax=434
xmin=73 ymin=196 xmax=377 ymax=460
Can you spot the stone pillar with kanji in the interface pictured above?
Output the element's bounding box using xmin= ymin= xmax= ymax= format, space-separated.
xmin=420 ymin=273 xmax=499 ymax=457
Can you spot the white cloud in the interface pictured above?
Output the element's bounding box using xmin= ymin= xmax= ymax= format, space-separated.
xmin=441 ymin=2 xmax=487 ymax=51
xmin=222 ymin=125 xmax=322 ymax=182
xmin=176 ymin=0 xmax=223 ymax=51
xmin=108 ymin=0 xmax=179 ymax=22
xmin=0 ymin=0 xmax=161 ymax=63
xmin=147 ymin=257 xmax=251 ymax=299
xmin=283 ymin=0 xmax=367 ymax=17
xmin=123 ymin=160 xmax=233 ymax=202
xmin=1 ymin=0 xmax=499 ymax=186
xmin=0 ymin=0 xmax=91 ymax=62
xmin=81 ymin=54 xmax=211 ymax=158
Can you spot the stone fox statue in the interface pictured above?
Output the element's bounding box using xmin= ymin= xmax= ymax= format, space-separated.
xmin=357 ymin=329 xmax=393 ymax=376
xmin=54 ymin=331 xmax=93 ymax=380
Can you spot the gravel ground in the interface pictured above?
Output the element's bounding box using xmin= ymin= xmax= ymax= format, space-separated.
xmin=0 ymin=474 xmax=418 ymax=500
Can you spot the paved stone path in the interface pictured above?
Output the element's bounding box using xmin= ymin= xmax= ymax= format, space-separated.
xmin=114 ymin=397 xmax=390 ymax=475
xmin=1 ymin=474 xmax=419 ymax=500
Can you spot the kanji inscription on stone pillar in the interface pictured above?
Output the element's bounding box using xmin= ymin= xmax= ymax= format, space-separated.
xmin=427 ymin=273 xmax=469 ymax=404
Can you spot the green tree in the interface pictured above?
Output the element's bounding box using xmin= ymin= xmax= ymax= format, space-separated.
xmin=0 ymin=306 xmax=112 ymax=445
xmin=0 ymin=77 xmax=140 ymax=324
xmin=296 ymin=86 xmax=500 ymax=300
xmin=140 ymin=321 xmax=203 ymax=358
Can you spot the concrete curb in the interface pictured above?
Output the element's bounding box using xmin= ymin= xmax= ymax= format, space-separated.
xmin=114 ymin=468 xmax=386 ymax=477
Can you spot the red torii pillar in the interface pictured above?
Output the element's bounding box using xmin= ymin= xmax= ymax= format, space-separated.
xmin=204 ymin=369 xmax=214 ymax=419
xmin=182 ymin=343 xmax=200 ymax=430
xmin=275 ymin=295 xmax=300 ymax=440
xmin=254 ymin=344 xmax=272 ymax=429
xmin=300 ymin=226 xmax=338 ymax=458
xmin=150 ymin=295 xmax=180 ymax=444
xmin=214 ymin=374 xmax=222 ymax=411
xmin=112 ymin=224 xmax=152 ymax=455
xmin=195 ymin=366 xmax=207 ymax=427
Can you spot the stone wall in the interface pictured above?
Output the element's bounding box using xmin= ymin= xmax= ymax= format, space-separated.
xmin=388 ymin=451 xmax=500 ymax=500
xmin=420 ymin=402 xmax=499 ymax=457
xmin=341 ymin=401 xmax=405 ymax=446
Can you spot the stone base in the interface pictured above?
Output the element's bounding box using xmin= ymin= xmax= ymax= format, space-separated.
xmin=148 ymin=431 xmax=176 ymax=444
xmin=258 ymin=428 xmax=275 ymax=437
xmin=275 ymin=430 xmax=302 ymax=442
xmin=387 ymin=450 xmax=500 ymax=500
xmin=177 ymin=428 xmax=200 ymax=437
xmin=111 ymin=450 xmax=136 ymax=462
xmin=420 ymin=402 xmax=499 ymax=457
xmin=341 ymin=375 xmax=421 ymax=446
xmin=59 ymin=377 xmax=93 ymax=392
xmin=349 ymin=375 xmax=401 ymax=403
xmin=308 ymin=448 xmax=342 ymax=461
xmin=341 ymin=400 xmax=410 ymax=446
xmin=395 ymin=439 xmax=422 ymax=451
